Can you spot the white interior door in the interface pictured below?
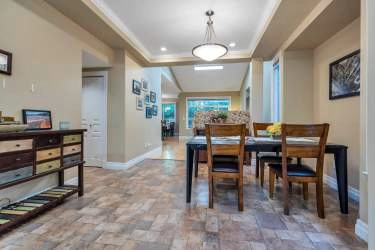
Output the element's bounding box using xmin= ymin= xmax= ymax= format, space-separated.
xmin=81 ymin=75 xmax=107 ymax=167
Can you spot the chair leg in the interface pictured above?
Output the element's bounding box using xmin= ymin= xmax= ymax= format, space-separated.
xmin=316 ymin=180 xmax=325 ymax=218
xmin=260 ymin=160 xmax=265 ymax=187
xmin=255 ymin=153 xmax=259 ymax=178
xmin=194 ymin=150 xmax=199 ymax=178
xmin=269 ymin=170 xmax=275 ymax=199
xmin=289 ymin=182 xmax=293 ymax=192
xmin=283 ymin=178 xmax=290 ymax=215
xmin=238 ymin=177 xmax=244 ymax=211
xmin=208 ymin=174 xmax=214 ymax=209
xmin=303 ymin=183 xmax=308 ymax=201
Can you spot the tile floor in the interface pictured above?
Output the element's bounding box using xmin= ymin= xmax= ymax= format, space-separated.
xmin=0 ymin=137 xmax=367 ymax=249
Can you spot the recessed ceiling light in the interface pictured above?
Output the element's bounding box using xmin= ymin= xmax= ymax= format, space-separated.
xmin=229 ymin=42 xmax=236 ymax=48
xmin=160 ymin=47 xmax=167 ymax=52
xmin=194 ymin=65 xmax=224 ymax=71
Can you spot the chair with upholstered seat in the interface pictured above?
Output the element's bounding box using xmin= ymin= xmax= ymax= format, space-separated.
xmin=205 ymin=123 xmax=246 ymax=211
xmin=268 ymin=123 xmax=329 ymax=218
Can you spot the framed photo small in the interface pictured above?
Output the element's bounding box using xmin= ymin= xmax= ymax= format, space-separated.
xmin=152 ymin=105 xmax=158 ymax=116
xmin=329 ymin=50 xmax=360 ymax=100
xmin=145 ymin=107 xmax=152 ymax=118
xmin=141 ymin=78 xmax=148 ymax=91
xmin=136 ymin=97 xmax=143 ymax=110
xmin=144 ymin=93 xmax=150 ymax=105
xmin=0 ymin=49 xmax=12 ymax=75
xmin=150 ymin=91 xmax=156 ymax=103
xmin=132 ymin=80 xmax=141 ymax=95
xmin=22 ymin=109 xmax=52 ymax=130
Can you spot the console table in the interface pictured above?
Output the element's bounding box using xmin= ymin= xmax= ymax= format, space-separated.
xmin=0 ymin=129 xmax=85 ymax=233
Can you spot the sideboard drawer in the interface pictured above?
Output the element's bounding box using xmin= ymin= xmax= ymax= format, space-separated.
xmin=36 ymin=135 xmax=61 ymax=148
xmin=63 ymin=135 xmax=81 ymax=145
xmin=0 ymin=152 xmax=34 ymax=170
xmin=36 ymin=160 xmax=60 ymax=174
xmin=36 ymin=148 xmax=61 ymax=161
xmin=0 ymin=139 xmax=33 ymax=154
xmin=63 ymin=145 xmax=81 ymax=156
xmin=0 ymin=166 xmax=33 ymax=185
xmin=63 ymin=154 xmax=81 ymax=166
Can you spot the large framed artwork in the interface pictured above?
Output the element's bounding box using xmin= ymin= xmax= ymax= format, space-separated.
xmin=329 ymin=50 xmax=360 ymax=100
xmin=22 ymin=109 xmax=52 ymax=130
xmin=0 ymin=49 xmax=12 ymax=75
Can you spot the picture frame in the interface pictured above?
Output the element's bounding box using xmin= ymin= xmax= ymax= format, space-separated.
xmin=144 ymin=93 xmax=150 ymax=105
xmin=136 ymin=97 xmax=143 ymax=110
xmin=22 ymin=109 xmax=52 ymax=130
xmin=132 ymin=80 xmax=141 ymax=95
xmin=0 ymin=49 xmax=12 ymax=75
xmin=145 ymin=107 xmax=152 ymax=118
xmin=329 ymin=50 xmax=360 ymax=100
xmin=150 ymin=91 xmax=156 ymax=103
xmin=141 ymin=78 xmax=148 ymax=91
xmin=152 ymin=105 xmax=158 ymax=116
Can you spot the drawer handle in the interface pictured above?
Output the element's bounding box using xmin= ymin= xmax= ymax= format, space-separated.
xmin=48 ymin=165 xmax=52 ymax=169
xmin=48 ymin=139 xmax=53 ymax=143
xmin=15 ymin=158 xmax=21 ymax=161
xmin=72 ymin=148 xmax=76 ymax=151
xmin=72 ymin=138 xmax=76 ymax=141
xmin=15 ymin=144 xmax=21 ymax=147
xmin=14 ymin=173 xmax=21 ymax=177
xmin=48 ymin=152 xmax=53 ymax=156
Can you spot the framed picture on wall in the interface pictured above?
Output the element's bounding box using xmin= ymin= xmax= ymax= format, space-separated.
xmin=144 ymin=93 xmax=150 ymax=105
xmin=152 ymin=105 xmax=158 ymax=116
xmin=145 ymin=107 xmax=152 ymax=118
xmin=136 ymin=97 xmax=143 ymax=110
xmin=329 ymin=50 xmax=360 ymax=100
xmin=150 ymin=91 xmax=156 ymax=103
xmin=0 ymin=49 xmax=12 ymax=75
xmin=141 ymin=78 xmax=148 ymax=91
xmin=132 ymin=80 xmax=141 ymax=95
xmin=22 ymin=109 xmax=52 ymax=130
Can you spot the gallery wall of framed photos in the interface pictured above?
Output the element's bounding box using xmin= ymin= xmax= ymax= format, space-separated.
xmin=132 ymin=78 xmax=158 ymax=119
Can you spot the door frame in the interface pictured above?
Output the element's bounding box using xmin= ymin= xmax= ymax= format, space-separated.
xmin=82 ymin=71 xmax=108 ymax=167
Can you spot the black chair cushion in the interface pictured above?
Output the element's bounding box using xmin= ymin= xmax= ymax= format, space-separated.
xmin=212 ymin=155 xmax=239 ymax=173
xmin=268 ymin=163 xmax=316 ymax=177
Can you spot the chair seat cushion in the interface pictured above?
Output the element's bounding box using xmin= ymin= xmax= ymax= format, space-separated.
xmin=268 ymin=163 xmax=316 ymax=177
xmin=212 ymin=155 xmax=239 ymax=173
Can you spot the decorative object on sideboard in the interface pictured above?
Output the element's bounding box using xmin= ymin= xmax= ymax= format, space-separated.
xmin=152 ymin=105 xmax=158 ymax=116
xmin=59 ymin=121 xmax=70 ymax=130
xmin=0 ymin=111 xmax=27 ymax=133
xmin=132 ymin=79 xmax=141 ymax=95
xmin=145 ymin=107 xmax=152 ymax=118
xmin=141 ymin=78 xmax=148 ymax=91
xmin=329 ymin=50 xmax=360 ymax=100
xmin=150 ymin=91 xmax=156 ymax=103
xmin=0 ymin=49 xmax=12 ymax=75
xmin=136 ymin=97 xmax=143 ymax=110
xmin=22 ymin=109 xmax=52 ymax=130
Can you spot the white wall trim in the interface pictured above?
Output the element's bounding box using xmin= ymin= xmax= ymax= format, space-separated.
xmin=355 ymin=219 xmax=368 ymax=242
xmin=323 ymin=174 xmax=359 ymax=202
xmin=104 ymin=146 xmax=162 ymax=171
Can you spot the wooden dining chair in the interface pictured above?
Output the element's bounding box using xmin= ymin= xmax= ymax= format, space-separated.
xmin=268 ymin=123 xmax=329 ymax=218
xmin=205 ymin=123 xmax=246 ymax=211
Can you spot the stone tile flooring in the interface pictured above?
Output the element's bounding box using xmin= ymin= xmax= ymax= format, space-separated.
xmin=0 ymin=157 xmax=367 ymax=250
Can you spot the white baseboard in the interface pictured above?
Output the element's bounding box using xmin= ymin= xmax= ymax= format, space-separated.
xmin=323 ymin=174 xmax=359 ymax=202
xmin=104 ymin=146 xmax=162 ymax=171
xmin=355 ymin=219 xmax=368 ymax=242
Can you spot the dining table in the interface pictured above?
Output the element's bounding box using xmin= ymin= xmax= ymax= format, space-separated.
xmin=185 ymin=136 xmax=349 ymax=214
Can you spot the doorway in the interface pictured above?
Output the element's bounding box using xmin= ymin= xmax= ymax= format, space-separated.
xmin=81 ymin=72 xmax=108 ymax=167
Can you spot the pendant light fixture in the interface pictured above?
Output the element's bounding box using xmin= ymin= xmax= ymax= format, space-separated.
xmin=192 ymin=10 xmax=228 ymax=61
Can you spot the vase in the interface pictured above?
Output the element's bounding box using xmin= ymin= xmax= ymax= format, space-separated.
xmin=270 ymin=135 xmax=281 ymax=140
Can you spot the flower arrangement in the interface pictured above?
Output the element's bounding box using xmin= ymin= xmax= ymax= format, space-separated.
xmin=212 ymin=112 xmax=228 ymax=123
xmin=266 ymin=123 xmax=281 ymax=137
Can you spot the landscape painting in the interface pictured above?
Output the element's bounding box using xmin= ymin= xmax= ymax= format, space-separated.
xmin=329 ymin=50 xmax=360 ymax=100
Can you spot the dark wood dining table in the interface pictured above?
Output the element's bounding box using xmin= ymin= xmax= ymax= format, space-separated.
xmin=185 ymin=136 xmax=349 ymax=214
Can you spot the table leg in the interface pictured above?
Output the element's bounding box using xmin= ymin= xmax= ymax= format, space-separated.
xmin=58 ymin=171 xmax=64 ymax=186
xmin=334 ymin=148 xmax=348 ymax=214
xmin=194 ymin=150 xmax=199 ymax=177
xmin=78 ymin=163 xmax=84 ymax=196
xmin=186 ymin=146 xmax=194 ymax=203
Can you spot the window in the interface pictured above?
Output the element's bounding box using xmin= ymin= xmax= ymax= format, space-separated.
xmin=162 ymin=103 xmax=176 ymax=122
xmin=272 ymin=62 xmax=281 ymax=121
xmin=186 ymin=97 xmax=230 ymax=129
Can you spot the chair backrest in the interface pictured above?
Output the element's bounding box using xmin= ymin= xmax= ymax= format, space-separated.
xmin=281 ymin=124 xmax=329 ymax=177
xmin=205 ymin=124 xmax=246 ymax=169
xmin=253 ymin=122 xmax=273 ymax=137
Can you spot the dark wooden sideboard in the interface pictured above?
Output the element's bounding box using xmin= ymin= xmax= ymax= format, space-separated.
xmin=0 ymin=129 xmax=86 ymax=233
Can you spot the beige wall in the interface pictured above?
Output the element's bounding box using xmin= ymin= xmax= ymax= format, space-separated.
xmin=313 ymin=18 xmax=360 ymax=189
xmin=124 ymin=55 xmax=162 ymax=161
xmin=282 ymin=50 xmax=314 ymax=123
xmin=178 ymin=91 xmax=241 ymax=136
xmin=0 ymin=0 xmax=114 ymax=201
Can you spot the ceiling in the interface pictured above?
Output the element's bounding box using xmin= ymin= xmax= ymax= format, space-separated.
xmin=89 ymin=0 xmax=277 ymax=61
xmin=171 ymin=63 xmax=249 ymax=93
